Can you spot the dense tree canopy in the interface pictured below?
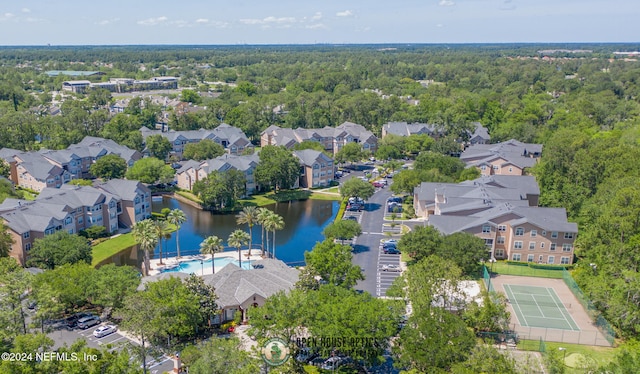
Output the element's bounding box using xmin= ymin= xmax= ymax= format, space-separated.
xmin=125 ymin=157 xmax=175 ymax=184
xmin=255 ymin=145 xmax=300 ymax=191
xmin=182 ymin=139 xmax=225 ymax=161
xmin=26 ymin=231 xmax=92 ymax=270
xmin=303 ymin=239 xmax=364 ymax=288
xmin=89 ymin=154 xmax=127 ymax=180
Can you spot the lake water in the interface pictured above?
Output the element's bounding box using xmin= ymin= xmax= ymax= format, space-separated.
xmin=99 ymin=196 xmax=339 ymax=268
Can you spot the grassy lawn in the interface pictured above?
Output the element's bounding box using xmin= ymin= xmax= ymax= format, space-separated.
xmin=309 ymin=191 xmax=341 ymax=201
xmin=175 ymin=190 xmax=202 ymax=203
xmin=490 ymin=261 xmax=565 ymax=279
xmin=91 ymin=223 xmax=177 ymax=267
xmin=518 ymin=339 xmax=616 ymax=372
xmin=91 ymin=233 xmax=137 ymax=267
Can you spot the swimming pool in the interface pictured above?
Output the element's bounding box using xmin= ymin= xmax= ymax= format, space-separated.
xmin=162 ymin=256 xmax=252 ymax=274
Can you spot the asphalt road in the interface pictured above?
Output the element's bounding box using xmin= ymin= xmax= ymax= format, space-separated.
xmin=346 ymin=178 xmax=402 ymax=297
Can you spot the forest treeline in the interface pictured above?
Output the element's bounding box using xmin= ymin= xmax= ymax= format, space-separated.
xmin=1 ymin=44 xmax=640 ymax=338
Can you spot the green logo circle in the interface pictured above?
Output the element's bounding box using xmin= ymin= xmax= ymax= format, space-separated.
xmin=261 ymin=338 xmax=290 ymax=366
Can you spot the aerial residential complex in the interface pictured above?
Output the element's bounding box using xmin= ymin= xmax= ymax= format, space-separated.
xmin=175 ymin=153 xmax=260 ymax=193
xmin=381 ymin=121 xmax=491 ymax=145
xmin=414 ymin=175 xmax=577 ymax=264
xmin=0 ymin=180 xmax=151 ymax=265
xmin=261 ymin=121 xmax=378 ymax=155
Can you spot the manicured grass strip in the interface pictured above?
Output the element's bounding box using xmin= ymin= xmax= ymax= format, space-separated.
xmin=175 ymin=190 xmax=202 ymax=203
xmin=309 ymin=191 xmax=341 ymax=201
xmin=91 ymin=233 xmax=137 ymax=267
xmin=490 ymin=261 xmax=564 ymax=279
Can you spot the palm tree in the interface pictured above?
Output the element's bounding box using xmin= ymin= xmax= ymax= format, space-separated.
xmin=236 ymin=206 xmax=258 ymax=256
xmin=167 ymin=209 xmax=187 ymax=258
xmin=264 ymin=213 xmax=285 ymax=260
xmin=200 ymin=235 xmax=224 ymax=274
xmin=132 ymin=219 xmax=158 ymax=276
xmin=153 ymin=219 xmax=171 ymax=265
xmin=256 ymin=207 xmax=272 ymax=257
xmin=228 ymin=230 xmax=250 ymax=268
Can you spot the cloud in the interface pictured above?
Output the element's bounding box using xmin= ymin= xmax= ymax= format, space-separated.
xmin=96 ymin=18 xmax=120 ymax=26
xmin=0 ymin=12 xmax=16 ymax=21
xmin=240 ymin=16 xmax=296 ymax=25
xmin=137 ymin=16 xmax=168 ymax=26
xmin=439 ymin=0 xmax=455 ymax=6
xmin=306 ymin=23 xmax=327 ymax=29
xmin=336 ymin=10 xmax=353 ymax=17
xmin=21 ymin=8 xmax=30 ymax=13
xmin=311 ymin=12 xmax=322 ymax=20
xmin=195 ymin=18 xmax=209 ymax=24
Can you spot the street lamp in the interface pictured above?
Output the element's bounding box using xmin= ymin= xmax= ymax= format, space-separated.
xmin=200 ymin=259 xmax=204 ymax=275
xmin=558 ymin=347 xmax=566 ymax=365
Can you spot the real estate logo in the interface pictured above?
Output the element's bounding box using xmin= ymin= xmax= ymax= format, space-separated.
xmin=261 ymin=338 xmax=290 ymax=366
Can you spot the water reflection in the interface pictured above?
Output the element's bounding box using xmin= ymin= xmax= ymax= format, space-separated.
xmin=99 ymin=196 xmax=338 ymax=268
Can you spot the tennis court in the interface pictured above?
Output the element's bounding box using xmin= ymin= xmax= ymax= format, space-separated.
xmin=504 ymin=284 xmax=580 ymax=331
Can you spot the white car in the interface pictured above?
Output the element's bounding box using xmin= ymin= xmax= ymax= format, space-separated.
xmin=381 ymin=264 xmax=402 ymax=272
xmin=382 ymin=239 xmax=398 ymax=245
xmin=93 ymin=324 xmax=117 ymax=338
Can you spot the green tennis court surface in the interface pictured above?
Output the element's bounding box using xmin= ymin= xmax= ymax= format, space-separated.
xmin=504 ymin=284 xmax=580 ymax=331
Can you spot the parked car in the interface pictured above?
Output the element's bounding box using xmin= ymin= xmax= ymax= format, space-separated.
xmin=93 ymin=324 xmax=117 ymax=338
xmin=372 ymin=181 xmax=385 ymax=188
xmin=382 ymin=239 xmax=398 ymax=245
xmin=65 ymin=312 xmax=93 ymax=329
xmin=347 ymin=204 xmax=363 ymax=212
xmin=77 ymin=315 xmax=101 ymax=329
xmin=344 ymin=216 xmax=358 ymax=221
xmin=388 ymin=196 xmax=403 ymax=203
xmin=381 ymin=264 xmax=402 ymax=272
xmin=382 ymin=247 xmax=401 ymax=254
xmin=381 ymin=242 xmax=397 ymax=249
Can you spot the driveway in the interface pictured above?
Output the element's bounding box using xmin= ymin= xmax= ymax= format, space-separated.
xmin=349 ymin=181 xmax=403 ymax=297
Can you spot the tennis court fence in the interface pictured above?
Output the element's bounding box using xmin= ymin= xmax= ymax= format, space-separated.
xmin=512 ymin=325 xmax=611 ymax=346
xmin=561 ymin=268 xmax=615 ymax=345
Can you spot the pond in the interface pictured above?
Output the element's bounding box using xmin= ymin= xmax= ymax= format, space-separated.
xmin=100 ymin=196 xmax=339 ymax=268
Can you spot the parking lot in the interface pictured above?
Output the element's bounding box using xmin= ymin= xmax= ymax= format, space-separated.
xmin=32 ymin=311 xmax=175 ymax=374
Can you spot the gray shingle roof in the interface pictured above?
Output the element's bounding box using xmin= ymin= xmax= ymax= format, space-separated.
xmin=201 ymin=259 xmax=299 ymax=309
xmin=293 ymin=149 xmax=333 ymax=167
xmin=383 ymin=121 xmax=442 ymax=137
xmin=140 ymin=124 xmax=251 ymax=149
xmin=94 ymin=179 xmax=149 ymax=201
xmin=460 ymin=139 xmax=543 ymax=169
xmin=15 ymin=152 xmax=64 ymax=180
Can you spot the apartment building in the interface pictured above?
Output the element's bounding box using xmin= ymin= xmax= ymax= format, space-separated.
xmin=293 ymin=149 xmax=335 ymax=188
xmin=260 ymin=121 xmax=378 ymax=156
xmin=0 ymin=180 xmax=151 ymax=265
xmin=414 ymin=175 xmax=577 ymax=264
xmin=140 ymin=123 xmax=253 ymax=160
xmin=460 ymin=139 xmax=542 ymax=176
xmin=175 ymin=153 xmax=259 ymax=194
xmin=381 ymin=121 xmax=490 ymax=145
xmin=0 ymin=137 xmax=141 ymax=191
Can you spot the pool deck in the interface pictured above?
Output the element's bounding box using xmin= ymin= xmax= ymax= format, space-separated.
xmin=148 ymin=249 xmax=266 ymax=276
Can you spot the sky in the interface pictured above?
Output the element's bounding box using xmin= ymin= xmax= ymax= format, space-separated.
xmin=0 ymin=0 xmax=638 ymax=46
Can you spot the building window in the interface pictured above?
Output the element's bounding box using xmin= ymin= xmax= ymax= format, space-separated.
xmin=495 ymin=249 xmax=505 ymax=258
xmin=512 ymin=254 xmax=521 ymax=261
xmin=482 ymin=225 xmax=491 ymax=233
xmin=561 ymin=257 xmax=570 ymax=265
xmin=23 ymin=232 xmax=30 ymax=239
xmin=564 ymin=232 xmax=574 ymax=239
xmin=484 ymin=239 xmax=493 ymax=247
xmin=515 ymin=227 xmax=524 ymax=236
xmin=548 ymin=256 xmax=555 ymax=264
xmin=542 ymin=230 xmax=546 ymax=236
xmin=498 ymin=225 xmax=506 ymax=232
xmin=550 ymin=243 xmax=556 ymax=251
xmin=527 ymin=254 xmax=534 ymax=262
xmin=493 ymin=165 xmax=499 ymax=170
xmin=529 ymin=242 xmax=536 ymax=250
xmin=78 ymin=217 xmax=83 ymax=224
xmin=508 ymin=167 xmax=513 ymax=173
xmin=313 ymin=164 xmax=320 ymax=169
xmin=551 ymin=231 xmax=558 ymax=238
xmin=531 ymin=230 xmax=537 ymax=237
xmin=562 ymin=244 xmax=572 ymax=252
xmin=539 ymin=255 xmax=544 ymax=262
xmin=25 ymin=243 xmax=31 ymax=251
xmin=65 ymin=217 xmax=72 ymax=225
xmin=540 ymin=242 xmax=545 ymax=248
xmin=481 ymin=165 xmax=486 ymax=171
xmin=514 ymin=241 xmax=523 ymax=250
xmin=497 ymin=236 xmax=505 ymax=244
